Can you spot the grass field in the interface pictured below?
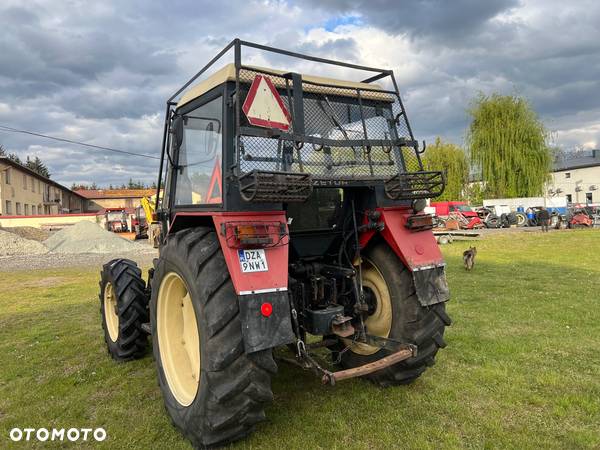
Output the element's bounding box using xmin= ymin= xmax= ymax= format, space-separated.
xmin=1 ymin=230 xmax=599 ymax=449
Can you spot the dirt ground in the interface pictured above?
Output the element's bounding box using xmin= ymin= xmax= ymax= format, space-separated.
xmin=0 ymin=226 xmax=51 ymax=242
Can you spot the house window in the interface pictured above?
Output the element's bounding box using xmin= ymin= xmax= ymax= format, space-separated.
xmin=565 ymin=172 xmax=571 ymax=179
xmin=24 ymin=204 xmax=30 ymax=215
xmin=32 ymin=178 xmax=36 ymax=192
xmin=5 ymin=200 xmax=11 ymax=214
xmin=23 ymin=174 xmax=27 ymax=189
xmin=32 ymin=205 xmax=36 ymax=215
xmin=586 ymin=192 xmax=593 ymax=203
xmin=5 ymin=168 xmax=11 ymax=185
xmin=566 ymin=194 xmax=572 ymax=203
xmin=16 ymin=202 xmax=22 ymax=215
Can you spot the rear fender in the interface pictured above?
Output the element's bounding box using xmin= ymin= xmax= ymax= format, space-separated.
xmin=170 ymin=212 xmax=295 ymax=353
xmin=363 ymin=207 xmax=450 ymax=306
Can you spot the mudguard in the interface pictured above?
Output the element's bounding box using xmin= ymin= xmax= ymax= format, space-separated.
xmin=211 ymin=212 xmax=295 ymax=353
xmin=169 ymin=211 xmax=295 ymax=353
xmin=237 ymin=291 xmax=295 ymax=353
xmin=366 ymin=207 xmax=450 ymax=306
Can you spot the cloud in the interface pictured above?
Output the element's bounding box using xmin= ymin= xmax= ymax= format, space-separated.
xmin=308 ymin=0 xmax=520 ymax=40
xmin=0 ymin=0 xmax=598 ymax=188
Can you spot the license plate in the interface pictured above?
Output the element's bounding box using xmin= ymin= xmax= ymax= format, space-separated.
xmin=238 ymin=249 xmax=269 ymax=273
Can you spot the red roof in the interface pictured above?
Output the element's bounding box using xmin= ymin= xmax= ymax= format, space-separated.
xmin=75 ymin=189 xmax=155 ymax=199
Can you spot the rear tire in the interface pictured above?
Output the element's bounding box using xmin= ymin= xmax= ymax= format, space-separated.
xmin=338 ymin=243 xmax=451 ymax=386
xmin=99 ymin=259 xmax=149 ymax=361
xmin=150 ymin=227 xmax=276 ymax=448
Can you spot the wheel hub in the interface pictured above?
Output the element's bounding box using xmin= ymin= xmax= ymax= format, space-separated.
xmin=157 ymin=272 xmax=201 ymax=407
xmin=103 ymin=282 xmax=119 ymax=342
xmin=344 ymin=259 xmax=393 ymax=356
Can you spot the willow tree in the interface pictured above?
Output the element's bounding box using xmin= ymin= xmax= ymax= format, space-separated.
xmin=422 ymin=137 xmax=469 ymax=201
xmin=467 ymin=93 xmax=551 ymax=198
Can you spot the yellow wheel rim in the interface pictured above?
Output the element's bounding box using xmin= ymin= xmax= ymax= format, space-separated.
xmin=157 ymin=272 xmax=201 ymax=406
xmin=104 ymin=282 xmax=119 ymax=342
xmin=345 ymin=259 xmax=393 ymax=356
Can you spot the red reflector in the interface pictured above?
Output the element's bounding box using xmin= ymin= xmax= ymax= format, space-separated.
xmin=261 ymin=302 xmax=273 ymax=317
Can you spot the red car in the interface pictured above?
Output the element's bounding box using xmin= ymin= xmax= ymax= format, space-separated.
xmin=430 ymin=201 xmax=483 ymax=229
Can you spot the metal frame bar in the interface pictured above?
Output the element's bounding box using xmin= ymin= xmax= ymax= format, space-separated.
xmin=156 ymin=38 xmax=438 ymax=212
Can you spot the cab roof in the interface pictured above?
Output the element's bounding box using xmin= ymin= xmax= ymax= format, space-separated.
xmin=176 ymin=63 xmax=392 ymax=108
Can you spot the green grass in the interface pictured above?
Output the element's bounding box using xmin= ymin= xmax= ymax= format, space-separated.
xmin=1 ymin=230 xmax=599 ymax=449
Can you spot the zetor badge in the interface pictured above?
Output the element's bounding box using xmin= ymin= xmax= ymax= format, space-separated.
xmin=238 ymin=248 xmax=269 ymax=273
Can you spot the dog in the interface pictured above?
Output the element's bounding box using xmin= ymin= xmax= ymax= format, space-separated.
xmin=463 ymin=246 xmax=477 ymax=270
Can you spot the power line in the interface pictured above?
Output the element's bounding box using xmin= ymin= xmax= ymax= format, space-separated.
xmin=0 ymin=124 xmax=161 ymax=160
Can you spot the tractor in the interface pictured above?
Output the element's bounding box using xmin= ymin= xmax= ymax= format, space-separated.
xmin=98 ymin=39 xmax=451 ymax=448
xmin=104 ymin=208 xmax=129 ymax=233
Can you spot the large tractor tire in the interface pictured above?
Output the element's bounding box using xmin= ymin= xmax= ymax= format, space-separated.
xmin=484 ymin=214 xmax=501 ymax=228
xmin=338 ymin=242 xmax=451 ymax=386
xmin=99 ymin=259 xmax=149 ymax=361
xmin=150 ymin=227 xmax=276 ymax=448
xmin=515 ymin=212 xmax=528 ymax=227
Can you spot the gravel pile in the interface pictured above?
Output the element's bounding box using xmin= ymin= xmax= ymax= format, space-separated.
xmin=0 ymin=229 xmax=49 ymax=257
xmin=44 ymin=221 xmax=143 ymax=254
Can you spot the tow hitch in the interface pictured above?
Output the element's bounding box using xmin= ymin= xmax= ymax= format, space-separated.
xmin=279 ymin=334 xmax=417 ymax=386
xmin=321 ymin=344 xmax=416 ymax=385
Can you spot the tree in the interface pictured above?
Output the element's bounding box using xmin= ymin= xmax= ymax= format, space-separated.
xmin=71 ymin=182 xmax=98 ymax=190
xmin=467 ymin=93 xmax=551 ymax=198
xmin=1 ymin=146 xmax=53 ymax=177
xmin=1 ymin=147 xmax=22 ymax=164
xmin=422 ymin=137 xmax=469 ymax=201
xmin=126 ymin=178 xmax=148 ymax=189
xmin=25 ymin=156 xmax=51 ymax=178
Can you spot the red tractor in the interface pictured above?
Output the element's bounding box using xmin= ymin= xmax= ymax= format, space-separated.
xmin=98 ymin=40 xmax=451 ymax=448
xmin=104 ymin=208 xmax=129 ymax=232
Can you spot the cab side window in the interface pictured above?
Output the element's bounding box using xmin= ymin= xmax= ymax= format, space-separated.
xmin=174 ymin=97 xmax=223 ymax=206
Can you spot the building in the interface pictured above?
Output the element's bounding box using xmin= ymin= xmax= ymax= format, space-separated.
xmin=549 ymin=149 xmax=600 ymax=204
xmin=0 ymin=157 xmax=86 ymax=216
xmin=75 ymin=188 xmax=156 ymax=212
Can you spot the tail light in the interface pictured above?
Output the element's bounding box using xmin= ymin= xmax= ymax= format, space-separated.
xmin=220 ymin=221 xmax=288 ymax=249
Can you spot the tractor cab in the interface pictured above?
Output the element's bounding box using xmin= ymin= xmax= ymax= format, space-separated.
xmin=162 ymin=62 xmax=445 ymax=208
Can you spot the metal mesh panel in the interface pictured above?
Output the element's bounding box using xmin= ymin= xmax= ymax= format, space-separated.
xmin=236 ymin=68 xmax=424 ymax=180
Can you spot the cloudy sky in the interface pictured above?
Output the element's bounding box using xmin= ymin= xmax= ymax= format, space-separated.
xmin=0 ymin=0 xmax=599 ymax=187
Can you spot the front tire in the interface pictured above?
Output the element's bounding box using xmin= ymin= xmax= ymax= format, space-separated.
xmin=150 ymin=227 xmax=276 ymax=448
xmin=339 ymin=243 xmax=451 ymax=386
xmin=99 ymin=259 xmax=149 ymax=361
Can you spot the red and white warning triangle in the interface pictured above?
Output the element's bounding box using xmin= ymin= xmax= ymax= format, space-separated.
xmin=242 ymin=75 xmax=291 ymax=131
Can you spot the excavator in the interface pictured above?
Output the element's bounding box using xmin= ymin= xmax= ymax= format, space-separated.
xmin=132 ymin=195 xmax=161 ymax=247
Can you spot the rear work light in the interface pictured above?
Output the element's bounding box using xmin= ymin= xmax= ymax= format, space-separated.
xmin=405 ymin=213 xmax=434 ymax=231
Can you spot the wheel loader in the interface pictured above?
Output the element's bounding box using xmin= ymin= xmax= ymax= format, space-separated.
xmin=99 ymin=39 xmax=451 ymax=448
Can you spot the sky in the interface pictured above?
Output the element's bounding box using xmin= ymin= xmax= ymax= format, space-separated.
xmin=0 ymin=0 xmax=599 ymax=187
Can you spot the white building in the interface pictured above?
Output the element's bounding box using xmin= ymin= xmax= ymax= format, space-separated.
xmin=549 ymin=150 xmax=600 ymax=204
